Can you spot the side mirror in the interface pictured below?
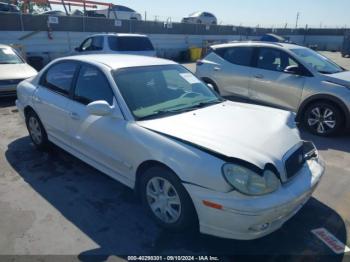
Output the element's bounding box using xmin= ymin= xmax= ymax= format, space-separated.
xmin=74 ymin=47 xmax=81 ymax=52
xmin=284 ymin=65 xmax=302 ymax=75
xmin=87 ymin=100 xmax=113 ymax=116
xmin=206 ymin=83 xmax=214 ymax=89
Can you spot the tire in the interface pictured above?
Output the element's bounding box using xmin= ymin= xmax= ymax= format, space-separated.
xmin=25 ymin=110 xmax=49 ymax=150
xmin=302 ymin=101 xmax=344 ymax=136
xmin=139 ymin=166 xmax=197 ymax=231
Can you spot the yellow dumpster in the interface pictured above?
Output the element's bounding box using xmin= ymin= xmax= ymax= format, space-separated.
xmin=189 ymin=47 xmax=202 ymax=62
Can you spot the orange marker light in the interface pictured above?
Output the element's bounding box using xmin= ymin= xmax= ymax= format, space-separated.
xmin=202 ymin=200 xmax=223 ymax=210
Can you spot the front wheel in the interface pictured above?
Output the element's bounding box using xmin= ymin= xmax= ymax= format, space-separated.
xmin=303 ymin=102 xmax=343 ymax=136
xmin=140 ymin=166 xmax=197 ymax=231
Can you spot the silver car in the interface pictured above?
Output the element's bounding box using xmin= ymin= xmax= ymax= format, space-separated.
xmin=196 ymin=42 xmax=350 ymax=136
xmin=182 ymin=12 xmax=217 ymax=25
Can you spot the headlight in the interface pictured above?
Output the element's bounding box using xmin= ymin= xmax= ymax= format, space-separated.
xmin=222 ymin=163 xmax=280 ymax=195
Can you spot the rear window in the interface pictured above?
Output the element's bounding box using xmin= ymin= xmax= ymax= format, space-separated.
xmin=215 ymin=47 xmax=254 ymax=67
xmin=108 ymin=36 xmax=154 ymax=51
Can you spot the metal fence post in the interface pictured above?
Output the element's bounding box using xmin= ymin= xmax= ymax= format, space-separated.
xmin=19 ymin=12 xmax=24 ymax=31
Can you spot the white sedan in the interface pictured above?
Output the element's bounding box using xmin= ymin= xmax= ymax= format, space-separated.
xmin=16 ymin=54 xmax=325 ymax=240
xmin=0 ymin=44 xmax=37 ymax=97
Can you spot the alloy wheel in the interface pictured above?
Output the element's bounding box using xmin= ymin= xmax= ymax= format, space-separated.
xmin=307 ymin=106 xmax=336 ymax=134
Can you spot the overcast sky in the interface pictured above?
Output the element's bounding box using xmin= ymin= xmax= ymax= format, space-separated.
xmin=54 ymin=0 xmax=350 ymax=28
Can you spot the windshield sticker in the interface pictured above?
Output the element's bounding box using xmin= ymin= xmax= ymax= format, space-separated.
xmin=180 ymin=73 xmax=201 ymax=84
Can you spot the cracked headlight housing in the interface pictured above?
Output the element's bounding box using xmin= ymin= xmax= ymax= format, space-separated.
xmin=222 ymin=163 xmax=280 ymax=195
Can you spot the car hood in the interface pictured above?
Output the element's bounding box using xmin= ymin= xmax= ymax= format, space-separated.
xmin=0 ymin=63 xmax=37 ymax=80
xmin=137 ymin=101 xmax=301 ymax=171
xmin=322 ymin=71 xmax=350 ymax=87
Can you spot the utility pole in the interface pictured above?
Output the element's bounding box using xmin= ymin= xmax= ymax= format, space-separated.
xmin=295 ymin=12 xmax=300 ymax=28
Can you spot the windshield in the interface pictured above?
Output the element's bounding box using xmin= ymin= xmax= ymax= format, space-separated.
xmin=291 ymin=48 xmax=343 ymax=74
xmin=0 ymin=48 xmax=23 ymax=64
xmin=113 ymin=65 xmax=223 ymax=120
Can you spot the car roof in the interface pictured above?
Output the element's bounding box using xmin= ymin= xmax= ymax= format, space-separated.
xmin=89 ymin=33 xmax=149 ymax=38
xmin=58 ymin=54 xmax=177 ymax=69
xmin=211 ymin=41 xmax=305 ymax=50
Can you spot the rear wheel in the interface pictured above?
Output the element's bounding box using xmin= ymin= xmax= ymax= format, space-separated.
xmin=139 ymin=166 xmax=197 ymax=231
xmin=303 ymin=102 xmax=343 ymax=136
xmin=25 ymin=110 xmax=49 ymax=149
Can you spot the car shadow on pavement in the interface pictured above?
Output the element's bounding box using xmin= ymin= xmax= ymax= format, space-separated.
xmin=301 ymin=131 xmax=350 ymax=154
xmin=5 ymin=137 xmax=348 ymax=261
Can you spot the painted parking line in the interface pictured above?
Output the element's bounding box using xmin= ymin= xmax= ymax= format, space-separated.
xmin=312 ymin=228 xmax=350 ymax=254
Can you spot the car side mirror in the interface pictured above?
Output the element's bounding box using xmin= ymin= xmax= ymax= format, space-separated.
xmin=87 ymin=100 xmax=113 ymax=116
xmin=284 ymin=65 xmax=302 ymax=75
xmin=206 ymin=83 xmax=214 ymax=89
xmin=74 ymin=47 xmax=81 ymax=52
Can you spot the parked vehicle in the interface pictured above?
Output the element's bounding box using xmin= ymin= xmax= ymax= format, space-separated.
xmin=74 ymin=34 xmax=156 ymax=57
xmin=182 ymin=12 xmax=217 ymax=25
xmin=341 ymin=30 xmax=350 ymax=58
xmin=84 ymin=10 xmax=106 ymax=18
xmin=95 ymin=4 xmax=141 ymax=20
xmin=196 ymin=42 xmax=350 ymax=136
xmin=39 ymin=10 xmax=67 ymax=16
xmin=69 ymin=9 xmax=84 ymax=16
xmin=0 ymin=1 xmax=20 ymax=13
xmin=260 ymin=33 xmax=289 ymax=43
xmin=0 ymin=44 xmax=37 ymax=97
xmin=16 ymin=54 xmax=324 ymax=240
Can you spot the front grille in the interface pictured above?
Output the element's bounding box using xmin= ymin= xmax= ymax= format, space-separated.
xmin=285 ymin=145 xmax=305 ymax=180
xmin=0 ymin=79 xmax=24 ymax=86
xmin=284 ymin=142 xmax=317 ymax=180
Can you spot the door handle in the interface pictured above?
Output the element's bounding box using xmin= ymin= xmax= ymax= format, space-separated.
xmin=70 ymin=112 xmax=80 ymax=120
xmin=33 ymin=97 xmax=42 ymax=103
xmin=214 ymin=66 xmax=221 ymax=71
xmin=254 ymin=74 xmax=264 ymax=79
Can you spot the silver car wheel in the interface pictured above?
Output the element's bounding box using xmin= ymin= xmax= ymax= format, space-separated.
xmin=28 ymin=116 xmax=42 ymax=145
xmin=307 ymin=106 xmax=336 ymax=134
xmin=146 ymin=177 xmax=181 ymax=224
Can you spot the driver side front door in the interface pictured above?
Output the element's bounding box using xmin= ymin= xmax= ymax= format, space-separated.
xmin=249 ymin=47 xmax=306 ymax=111
xmin=66 ymin=64 xmax=134 ymax=182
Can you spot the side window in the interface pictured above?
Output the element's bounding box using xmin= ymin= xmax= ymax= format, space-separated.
xmin=108 ymin=36 xmax=154 ymax=51
xmin=74 ymin=65 xmax=114 ymax=105
xmin=42 ymin=62 xmax=78 ymax=95
xmin=80 ymin=38 xmax=92 ymax=51
xmin=257 ymin=48 xmax=300 ymax=72
xmin=91 ymin=36 xmax=104 ymax=51
xmin=80 ymin=37 xmax=103 ymax=51
xmin=216 ymin=47 xmax=254 ymax=67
